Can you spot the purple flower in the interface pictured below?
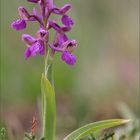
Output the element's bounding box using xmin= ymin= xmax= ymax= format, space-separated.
xmin=49 ymin=33 xmax=77 ymax=65
xmin=22 ymin=34 xmax=45 ymax=59
xmin=61 ymin=51 xmax=76 ymax=65
xmin=11 ymin=19 xmax=26 ymax=30
xmin=49 ymin=33 xmax=77 ymax=52
xmin=11 ymin=0 xmax=77 ymax=65
xmin=24 ymin=40 xmax=45 ymax=59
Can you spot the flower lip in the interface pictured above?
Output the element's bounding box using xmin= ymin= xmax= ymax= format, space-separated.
xmin=61 ymin=15 xmax=74 ymax=26
xmin=61 ymin=51 xmax=76 ymax=65
xmin=11 ymin=19 xmax=26 ymax=30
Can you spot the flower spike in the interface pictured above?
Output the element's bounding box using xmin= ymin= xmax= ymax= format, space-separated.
xmin=11 ymin=0 xmax=77 ymax=65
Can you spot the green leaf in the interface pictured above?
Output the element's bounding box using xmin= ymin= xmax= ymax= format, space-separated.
xmin=63 ymin=119 xmax=129 ymax=140
xmin=41 ymin=73 xmax=56 ymax=140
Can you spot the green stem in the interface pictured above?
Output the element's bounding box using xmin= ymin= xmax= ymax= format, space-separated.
xmin=42 ymin=51 xmax=56 ymax=140
xmin=44 ymin=51 xmax=54 ymax=85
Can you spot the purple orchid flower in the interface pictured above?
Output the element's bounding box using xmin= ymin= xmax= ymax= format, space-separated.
xmin=11 ymin=0 xmax=77 ymax=65
xmin=22 ymin=34 xmax=45 ymax=59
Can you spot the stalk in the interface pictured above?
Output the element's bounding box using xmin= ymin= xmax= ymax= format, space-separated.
xmin=41 ymin=51 xmax=56 ymax=140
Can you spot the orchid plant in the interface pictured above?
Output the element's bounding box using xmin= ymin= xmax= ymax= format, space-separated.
xmin=11 ymin=0 xmax=129 ymax=140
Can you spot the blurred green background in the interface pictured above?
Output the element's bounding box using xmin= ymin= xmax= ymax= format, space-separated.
xmin=0 ymin=0 xmax=139 ymax=139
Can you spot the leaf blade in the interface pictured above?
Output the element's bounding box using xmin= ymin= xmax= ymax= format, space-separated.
xmin=41 ymin=74 xmax=56 ymax=140
xmin=64 ymin=119 xmax=129 ymax=140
